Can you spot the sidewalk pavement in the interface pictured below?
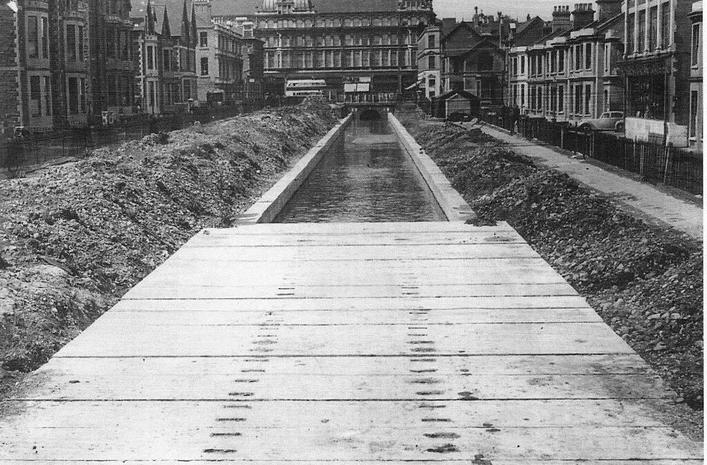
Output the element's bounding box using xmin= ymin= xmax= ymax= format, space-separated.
xmin=471 ymin=123 xmax=703 ymax=241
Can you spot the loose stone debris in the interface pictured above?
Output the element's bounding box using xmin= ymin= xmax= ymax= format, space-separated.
xmin=0 ymin=101 xmax=337 ymax=387
xmin=402 ymin=116 xmax=703 ymax=436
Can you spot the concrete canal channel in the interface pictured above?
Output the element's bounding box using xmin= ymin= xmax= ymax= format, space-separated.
xmin=0 ymin=107 xmax=701 ymax=462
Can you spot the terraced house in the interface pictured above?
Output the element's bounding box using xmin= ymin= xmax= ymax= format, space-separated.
xmin=0 ymin=0 xmax=90 ymax=133
xmin=89 ymin=0 xmax=136 ymax=123
xmin=0 ymin=0 xmax=140 ymax=133
xmin=507 ymin=1 xmax=624 ymax=125
xmin=132 ymin=0 xmax=199 ymax=115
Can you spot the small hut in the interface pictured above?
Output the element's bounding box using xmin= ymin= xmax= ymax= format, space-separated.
xmin=433 ymin=89 xmax=480 ymax=119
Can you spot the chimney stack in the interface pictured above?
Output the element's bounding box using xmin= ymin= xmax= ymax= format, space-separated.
xmin=552 ymin=5 xmax=571 ymax=32
xmin=571 ymin=3 xmax=595 ymax=29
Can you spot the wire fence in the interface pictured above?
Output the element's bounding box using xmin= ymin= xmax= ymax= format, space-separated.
xmin=0 ymin=105 xmax=251 ymax=178
xmin=479 ymin=110 xmax=703 ymax=196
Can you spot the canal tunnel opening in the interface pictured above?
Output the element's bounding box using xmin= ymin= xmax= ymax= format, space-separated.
xmin=358 ymin=109 xmax=383 ymax=121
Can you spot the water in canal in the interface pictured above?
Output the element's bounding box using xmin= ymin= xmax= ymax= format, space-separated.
xmin=275 ymin=116 xmax=445 ymax=223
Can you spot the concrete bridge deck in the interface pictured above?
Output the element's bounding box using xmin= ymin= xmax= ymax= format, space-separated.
xmin=0 ymin=221 xmax=702 ymax=463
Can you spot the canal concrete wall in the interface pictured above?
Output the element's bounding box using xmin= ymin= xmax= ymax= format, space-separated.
xmin=388 ymin=113 xmax=476 ymax=223
xmin=237 ymin=113 xmax=353 ymax=224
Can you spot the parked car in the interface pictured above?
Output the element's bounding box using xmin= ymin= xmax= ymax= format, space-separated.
xmin=578 ymin=111 xmax=624 ymax=132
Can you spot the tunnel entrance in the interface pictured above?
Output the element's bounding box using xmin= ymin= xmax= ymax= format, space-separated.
xmin=358 ymin=109 xmax=383 ymax=121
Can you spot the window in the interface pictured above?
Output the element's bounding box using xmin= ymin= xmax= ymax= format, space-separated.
xmin=30 ymin=76 xmax=41 ymax=117
xmin=690 ymin=90 xmax=699 ymax=138
xmin=43 ymin=76 xmax=51 ymax=116
xmin=575 ymin=45 xmax=582 ymax=70
xmin=520 ymin=84 xmax=525 ymax=106
xmin=78 ymin=26 xmax=84 ymax=61
xmin=604 ymin=89 xmax=609 ymax=110
xmin=201 ymin=57 xmax=209 ymax=75
xmin=550 ymin=50 xmax=556 ymax=73
xmin=67 ymin=24 xmax=76 ymax=61
xmin=122 ymin=31 xmax=129 ymax=60
xmin=41 ymin=17 xmax=48 ymax=58
xmin=28 ymin=16 xmax=39 ymax=58
xmin=537 ymin=86 xmax=542 ymax=110
xmin=428 ymin=78 xmax=436 ymax=88
xmin=200 ymin=32 xmax=208 ymax=47
xmin=428 ymin=34 xmax=435 ymax=49
xmin=163 ymin=49 xmax=171 ymax=70
xmin=558 ymin=50 xmax=564 ymax=72
xmin=637 ymin=9 xmax=645 ymax=51
xmin=585 ymin=43 xmax=591 ymax=69
xmin=80 ymin=78 xmax=86 ymax=112
xmin=68 ymin=77 xmax=79 ymax=114
xmin=428 ymin=55 xmax=435 ymax=69
xmin=692 ymin=23 xmax=700 ymax=66
xmin=585 ymin=84 xmax=591 ymax=114
xmin=520 ymin=56 xmax=525 ymax=74
xmin=574 ymin=85 xmax=582 ymax=114
xmin=661 ymin=3 xmax=670 ymax=49
xmin=649 ymin=6 xmax=658 ymax=51
xmin=627 ymin=13 xmax=635 ymax=54
xmin=147 ymin=46 xmax=154 ymax=70
xmin=558 ymin=86 xmax=564 ymax=112
xmin=604 ymin=44 xmax=610 ymax=72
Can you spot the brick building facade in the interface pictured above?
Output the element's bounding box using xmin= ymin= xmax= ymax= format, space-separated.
xmin=0 ymin=2 xmax=21 ymax=138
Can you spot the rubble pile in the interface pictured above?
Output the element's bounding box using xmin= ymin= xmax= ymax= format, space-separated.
xmin=408 ymin=119 xmax=704 ymax=413
xmin=0 ymin=102 xmax=337 ymax=377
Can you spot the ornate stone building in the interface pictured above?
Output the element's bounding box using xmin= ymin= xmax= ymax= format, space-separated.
xmin=206 ymin=0 xmax=434 ymax=99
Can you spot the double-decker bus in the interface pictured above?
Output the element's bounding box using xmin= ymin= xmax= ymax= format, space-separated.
xmin=284 ymin=79 xmax=327 ymax=98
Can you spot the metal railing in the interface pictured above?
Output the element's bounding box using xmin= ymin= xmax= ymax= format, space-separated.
xmin=0 ymin=105 xmax=257 ymax=177
xmin=478 ymin=109 xmax=703 ymax=195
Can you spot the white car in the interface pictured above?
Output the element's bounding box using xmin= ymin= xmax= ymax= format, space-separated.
xmin=578 ymin=111 xmax=625 ymax=132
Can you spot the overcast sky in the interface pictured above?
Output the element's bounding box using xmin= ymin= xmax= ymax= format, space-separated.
xmin=433 ymin=0 xmax=567 ymax=21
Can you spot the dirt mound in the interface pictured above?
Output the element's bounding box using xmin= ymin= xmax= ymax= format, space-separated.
xmin=405 ymin=119 xmax=704 ymax=419
xmin=0 ymin=104 xmax=337 ymax=376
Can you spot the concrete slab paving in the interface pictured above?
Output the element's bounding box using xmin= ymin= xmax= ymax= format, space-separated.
xmin=0 ymin=222 xmax=702 ymax=463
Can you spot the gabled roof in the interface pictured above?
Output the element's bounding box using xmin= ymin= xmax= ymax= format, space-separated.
xmin=436 ymin=89 xmax=479 ymax=101
xmin=440 ymin=17 xmax=458 ymax=37
xmin=515 ymin=16 xmax=543 ymax=36
xmin=595 ymin=11 xmax=624 ymax=32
